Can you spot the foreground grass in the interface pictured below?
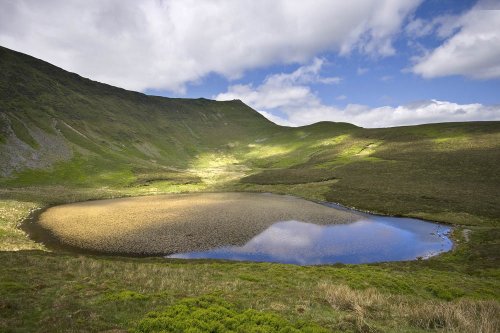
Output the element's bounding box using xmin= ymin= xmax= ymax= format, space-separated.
xmin=1 ymin=250 xmax=498 ymax=332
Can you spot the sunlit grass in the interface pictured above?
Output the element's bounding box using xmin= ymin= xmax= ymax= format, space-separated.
xmin=191 ymin=152 xmax=240 ymax=169
xmin=244 ymin=144 xmax=295 ymax=159
xmin=0 ymin=200 xmax=43 ymax=251
xmin=312 ymin=134 xmax=349 ymax=147
xmin=143 ymin=181 xmax=208 ymax=194
xmin=187 ymin=152 xmax=248 ymax=186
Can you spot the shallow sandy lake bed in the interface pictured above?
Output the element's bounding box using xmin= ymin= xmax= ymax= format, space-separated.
xmin=34 ymin=192 xmax=362 ymax=255
xmin=27 ymin=192 xmax=452 ymax=263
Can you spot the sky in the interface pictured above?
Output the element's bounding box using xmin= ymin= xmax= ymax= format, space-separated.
xmin=1 ymin=0 xmax=499 ymax=127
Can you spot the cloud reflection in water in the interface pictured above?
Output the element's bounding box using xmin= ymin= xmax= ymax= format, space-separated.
xmin=167 ymin=218 xmax=452 ymax=265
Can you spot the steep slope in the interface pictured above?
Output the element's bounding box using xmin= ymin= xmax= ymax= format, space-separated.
xmin=0 ymin=46 xmax=280 ymax=181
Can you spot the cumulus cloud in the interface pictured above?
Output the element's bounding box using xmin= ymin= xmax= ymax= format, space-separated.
xmin=215 ymin=58 xmax=338 ymax=110
xmin=412 ymin=6 xmax=500 ymax=79
xmin=262 ymin=99 xmax=500 ymax=128
xmin=215 ymin=61 xmax=500 ymax=128
xmin=0 ymin=0 xmax=421 ymax=92
xmin=265 ymin=99 xmax=500 ymax=128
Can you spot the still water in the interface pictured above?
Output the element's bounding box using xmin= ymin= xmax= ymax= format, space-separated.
xmin=167 ymin=216 xmax=452 ymax=265
xmin=25 ymin=192 xmax=453 ymax=264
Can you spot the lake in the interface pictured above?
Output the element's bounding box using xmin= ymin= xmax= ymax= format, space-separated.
xmin=24 ymin=192 xmax=452 ymax=264
xmin=167 ymin=217 xmax=452 ymax=265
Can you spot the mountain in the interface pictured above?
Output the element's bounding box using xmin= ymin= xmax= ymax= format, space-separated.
xmin=1 ymin=45 xmax=499 ymax=224
xmin=0 ymin=46 xmax=282 ymax=178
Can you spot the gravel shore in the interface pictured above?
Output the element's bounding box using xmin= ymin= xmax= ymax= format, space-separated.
xmin=38 ymin=192 xmax=364 ymax=255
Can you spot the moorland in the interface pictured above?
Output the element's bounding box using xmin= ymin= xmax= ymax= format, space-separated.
xmin=0 ymin=46 xmax=499 ymax=332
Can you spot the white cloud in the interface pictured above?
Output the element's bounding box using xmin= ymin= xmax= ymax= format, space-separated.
xmin=405 ymin=15 xmax=461 ymax=39
xmin=336 ymin=95 xmax=347 ymax=101
xmin=0 ymin=0 xmax=421 ymax=92
xmin=215 ymin=58 xmax=337 ymax=110
xmin=258 ymin=111 xmax=296 ymax=127
xmin=412 ymin=7 xmax=500 ymax=79
xmin=405 ymin=18 xmax=435 ymax=38
xmin=262 ymin=58 xmax=341 ymax=86
xmin=268 ymin=100 xmax=500 ymax=128
xmin=215 ymin=61 xmax=500 ymax=128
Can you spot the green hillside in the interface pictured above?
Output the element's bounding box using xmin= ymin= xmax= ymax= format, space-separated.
xmin=0 ymin=46 xmax=281 ymax=184
xmin=2 ymin=44 xmax=499 ymax=224
xmin=1 ymin=46 xmax=499 ymax=332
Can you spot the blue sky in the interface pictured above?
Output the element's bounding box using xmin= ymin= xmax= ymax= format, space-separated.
xmin=161 ymin=0 xmax=498 ymax=106
xmin=1 ymin=0 xmax=499 ymax=127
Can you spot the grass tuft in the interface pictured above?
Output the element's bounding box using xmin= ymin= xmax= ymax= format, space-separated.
xmin=320 ymin=283 xmax=499 ymax=333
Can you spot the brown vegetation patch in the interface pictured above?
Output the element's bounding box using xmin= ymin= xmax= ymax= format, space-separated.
xmin=320 ymin=283 xmax=499 ymax=332
xmin=37 ymin=192 xmax=362 ymax=255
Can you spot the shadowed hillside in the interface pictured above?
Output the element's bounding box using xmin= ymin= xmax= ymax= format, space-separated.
xmin=0 ymin=46 xmax=280 ymax=180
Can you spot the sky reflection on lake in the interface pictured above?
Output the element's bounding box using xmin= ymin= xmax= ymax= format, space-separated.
xmin=167 ymin=217 xmax=452 ymax=265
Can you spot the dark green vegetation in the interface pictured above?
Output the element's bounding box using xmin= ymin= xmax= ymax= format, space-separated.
xmin=0 ymin=46 xmax=499 ymax=332
xmin=133 ymin=295 xmax=328 ymax=333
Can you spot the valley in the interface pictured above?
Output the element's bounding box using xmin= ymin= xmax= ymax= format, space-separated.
xmin=1 ymin=46 xmax=499 ymax=332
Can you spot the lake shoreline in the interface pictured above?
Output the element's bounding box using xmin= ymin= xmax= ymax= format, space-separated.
xmin=21 ymin=192 xmax=453 ymax=263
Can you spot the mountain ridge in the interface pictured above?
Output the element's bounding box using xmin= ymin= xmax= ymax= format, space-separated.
xmin=0 ymin=45 xmax=280 ymax=177
xmin=0 ymin=45 xmax=363 ymax=178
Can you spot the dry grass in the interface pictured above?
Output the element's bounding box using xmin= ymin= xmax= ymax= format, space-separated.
xmin=0 ymin=200 xmax=44 ymax=251
xmin=319 ymin=283 xmax=499 ymax=333
xmin=407 ymin=298 xmax=499 ymax=332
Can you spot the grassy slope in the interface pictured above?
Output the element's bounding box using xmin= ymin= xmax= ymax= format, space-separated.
xmin=240 ymin=121 xmax=500 ymax=226
xmin=0 ymin=46 xmax=278 ymax=186
xmin=0 ymin=46 xmax=499 ymax=332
